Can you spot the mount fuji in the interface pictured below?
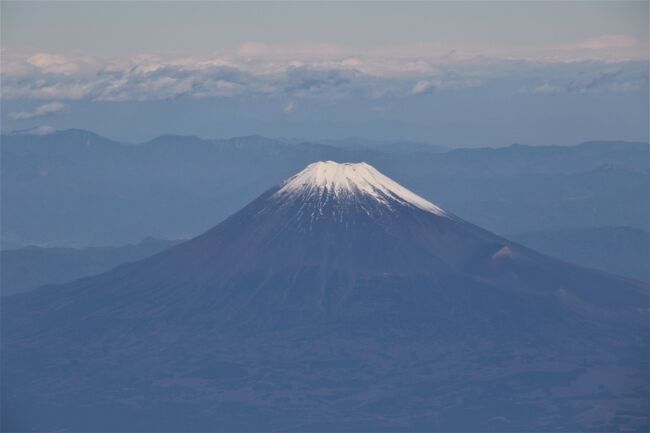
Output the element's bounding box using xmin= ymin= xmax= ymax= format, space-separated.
xmin=2 ymin=162 xmax=648 ymax=431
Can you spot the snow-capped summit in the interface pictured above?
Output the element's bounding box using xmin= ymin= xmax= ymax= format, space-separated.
xmin=275 ymin=161 xmax=447 ymax=216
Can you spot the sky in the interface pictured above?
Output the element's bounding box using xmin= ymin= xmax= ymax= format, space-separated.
xmin=1 ymin=1 xmax=649 ymax=146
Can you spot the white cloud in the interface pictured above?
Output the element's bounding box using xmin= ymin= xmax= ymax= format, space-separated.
xmin=9 ymin=102 xmax=67 ymax=120
xmin=576 ymin=34 xmax=638 ymax=50
xmin=27 ymin=53 xmax=79 ymax=74
xmin=237 ymin=42 xmax=267 ymax=57
xmin=412 ymin=80 xmax=435 ymax=95
xmin=11 ymin=125 xmax=57 ymax=136
xmin=30 ymin=125 xmax=57 ymax=135
xmin=411 ymin=73 xmax=482 ymax=95
xmin=526 ymin=34 xmax=648 ymax=63
xmin=1 ymin=44 xmax=646 ymax=102
xmin=517 ymin=66 xmax=647 ymax=95
xmin=531 ymin=83 xmax=560 ymax=94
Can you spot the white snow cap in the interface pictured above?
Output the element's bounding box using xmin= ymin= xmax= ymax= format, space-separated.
xmin=276 ymin=161 xmax=447 ymax=216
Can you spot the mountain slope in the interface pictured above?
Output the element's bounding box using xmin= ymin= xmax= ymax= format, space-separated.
xmin=2 ymin=162 xmax=648 ymax=431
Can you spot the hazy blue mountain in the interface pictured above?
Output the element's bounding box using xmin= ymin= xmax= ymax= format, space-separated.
xmin=319 ymin=137 xmax=449 ymax=153
xmin=1 ymin=129 xmax=356 ymax=247
xmin=417 ymin=162 xmax=650 ymax=235
xmin=1 ymin=237 xmax=180 ymax=296
xmin=2 ymin=129 xmax=648 ymax=247
xmin=3 ymin=162 xmax=647 ymax=431
xmin=511 ymin=226 xmax=649 ymax=283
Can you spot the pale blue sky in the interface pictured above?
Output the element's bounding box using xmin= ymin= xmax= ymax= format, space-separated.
xmin=3 ymin=1 xmax=648 ymax=56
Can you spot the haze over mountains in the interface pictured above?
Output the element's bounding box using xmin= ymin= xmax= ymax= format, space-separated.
xmin=3 ymin=162 xmax=647 ymax=431
xmin=511 ymin=226 xmax=650 ymax=283
xmin=2 ymin=129 xmax=648 ymax=249
xmin=0 ymin=238 xmax=181 ymax=296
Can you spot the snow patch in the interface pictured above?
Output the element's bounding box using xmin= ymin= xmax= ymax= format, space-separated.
xmin=492 ymin=246 xmax=514 ymax=260
xmin=275 ymin=161 xmax=447 ymax=216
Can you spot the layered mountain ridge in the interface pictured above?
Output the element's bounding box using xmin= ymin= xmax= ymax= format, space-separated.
xmin=2 ymin=161 xmax=648 ymax=431
xmin=4 ymin=129 xmax=648 ymax=248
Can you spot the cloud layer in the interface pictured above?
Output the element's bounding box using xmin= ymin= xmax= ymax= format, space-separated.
xmin=1 ymin=35 xmax=648 ymax=104
xmin=9 ymin=102 xmax=67 ymax=120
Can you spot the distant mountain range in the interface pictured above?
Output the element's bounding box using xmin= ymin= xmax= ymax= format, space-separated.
xmin=2 ymin=129 xmax=648 ymax=248
xmin=0 ymin=237 xmax=180 ymax=296
xmin=3 ymin=162 xmax=647 ymax=431
xmin=317 ymin=137 xmax=449 ymax=153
